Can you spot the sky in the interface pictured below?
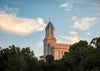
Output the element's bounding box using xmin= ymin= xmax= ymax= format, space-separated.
xmin=0 ymin=0 xmax=100 ymax=57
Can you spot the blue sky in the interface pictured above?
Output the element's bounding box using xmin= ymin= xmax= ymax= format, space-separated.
xmin=0 ymin=0 xmax=100 ymax=57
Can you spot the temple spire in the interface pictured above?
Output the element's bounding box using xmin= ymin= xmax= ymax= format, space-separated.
xmin=49 ymin=17 xmax=51 ymax=22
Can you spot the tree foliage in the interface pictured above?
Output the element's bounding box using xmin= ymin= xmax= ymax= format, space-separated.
xmin=0 ymin=37 xmax=100 ymax=71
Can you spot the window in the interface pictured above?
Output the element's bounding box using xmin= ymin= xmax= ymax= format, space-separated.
xmin=51 ymin=29 xmax=52 ymax=36
xmin=58 ymin=50 xmax=60 ymax=59
xmin=61 ymin=51 xmax=63 ymax=56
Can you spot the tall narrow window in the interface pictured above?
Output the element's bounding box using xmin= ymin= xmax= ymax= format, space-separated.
xmin=51 ymin=29 xmax=52 ymax=36
xmin=61 ymin=51 xmax=63 ymax=56
xmin=58 ymin=50 xmax=60 ymax=59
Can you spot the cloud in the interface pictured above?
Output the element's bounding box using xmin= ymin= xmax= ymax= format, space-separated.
xmin=38 ymin=42 xmax=43 ymax=47
xmin=12 ymin=2 xmax=18 ymax=4
xmin=59 ymin=0 xmax=81 ymax=11
xmin=72 ymin=16 xmax=77 ymax=20
xmin=59 ymin=35 xmax=80 ymax=44
xmin=59 ymin=0 xmax=100 ymax=12
xmin=57 ymin=40 xmax=62 ymax=43
xmin=85 ymin=32 xmax=91 ymax=35
xmin=74 ymin=8 xmax=80 ymax=11
xmin=0 ymin=13 xmax=46 ymax=35
xmin=58 ymin=0 xmax=100 ymax=5
xmin=65 ymin=9 xmax=70 ymax=11
xmin=59 ymin=3 xmax=69 ymax=7
xmin=0 ymin=5 xmax=19 ymax=16
xmin=71 ymin=17 xmax=96 ymax=31
xmin=59 ymin=30 xmax=79 ymax=44
xmin=68 ymin=31 xmax=77 ymax=35
xmin=57 ymin=0 xmax=83 ymax=3
xmin=59 ymin=2 xmax=73 ymax=11
xmin=0 ymin=6 xmax=46 ymax=35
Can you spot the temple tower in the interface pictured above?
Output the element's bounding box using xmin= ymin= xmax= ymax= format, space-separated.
xmin=43 ymin=18 xmax=70 ymax=60
xmin=43 ymin=18 xmax=56 ymax=57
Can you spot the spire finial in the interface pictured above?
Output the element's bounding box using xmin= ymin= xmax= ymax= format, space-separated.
xmin=49 ymin=17 xmax=51 ymax=22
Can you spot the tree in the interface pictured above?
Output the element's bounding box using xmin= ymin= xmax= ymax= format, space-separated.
xmin=85 ymin=37 xmax=100 ymax=70
xmin=90 ymin=37 xmax=100 ymax=48
xmin=0 ymin=36 xmax=100 ymax=71
xmin=0 ymin=45 xmax=35 ymax=71
xmin=45 ymin=55 xmax=54 ymax=63
xmin=0 ymin=45 xmax=25 ymax=71
xmin=68 ymin=40 xmax=89 ymax=71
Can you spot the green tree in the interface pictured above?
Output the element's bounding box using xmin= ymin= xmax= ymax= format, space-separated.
xmin=68 ymin=40 xmax=89 ymax=71
xmin=45 ymin=55 xmax=54 ymax=63
xmin=0 ymin=36 xmax=100 ymax=71
xmin=90 ymin=37 xmax=100 ymax=48
xmin=85 ymin=37 xmax=100 ymax=70
xmin=0 ymin=45 xmax=35 ymax=71
xmin=0 ymin=45 xmax=25 ymax=71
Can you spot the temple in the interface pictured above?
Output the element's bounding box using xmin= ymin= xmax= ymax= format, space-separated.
xmin=43 ymin=18 xmax=71 ymax=60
